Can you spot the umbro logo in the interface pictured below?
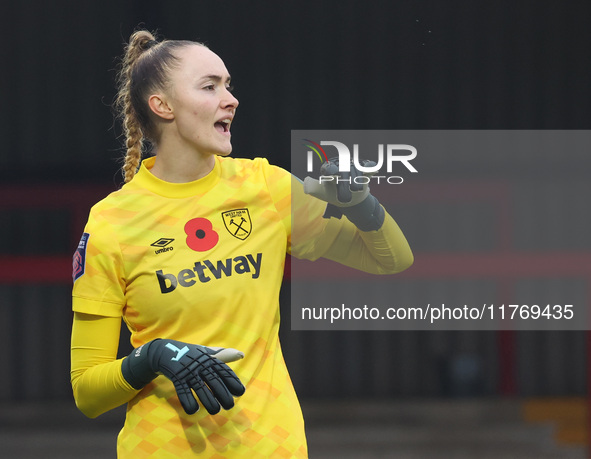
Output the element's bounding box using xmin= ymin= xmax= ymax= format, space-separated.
xmin=152 ymin=238 xmax=174 ymax=248
xmin=151 ymin=238 xmax=175 ymax=254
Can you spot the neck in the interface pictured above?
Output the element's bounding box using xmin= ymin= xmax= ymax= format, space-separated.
xmin=150 ymin=144 xmax=216 ymax=183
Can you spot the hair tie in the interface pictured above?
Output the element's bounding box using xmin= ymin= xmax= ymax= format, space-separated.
xmin=146 ymin=39 xmax=158 ymax=49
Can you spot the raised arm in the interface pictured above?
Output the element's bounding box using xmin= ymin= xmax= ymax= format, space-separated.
xmin=291 ymin=173 xmax=413 ymax=274
xmin=261 ymin=158 xmax=413 ymax=274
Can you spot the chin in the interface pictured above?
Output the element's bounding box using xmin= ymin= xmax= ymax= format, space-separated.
xmin=215 ymin=143 xmax=233 ymax=157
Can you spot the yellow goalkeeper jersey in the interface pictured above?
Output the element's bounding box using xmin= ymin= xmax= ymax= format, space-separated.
xmin=73 ymin=155 xmax=306 ymax=458
xmin=72 ymin=154 xmax=413 ymax=458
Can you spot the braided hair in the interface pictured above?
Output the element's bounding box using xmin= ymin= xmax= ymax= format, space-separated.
xmin=114 ymin=30 xmax=203 ymax=183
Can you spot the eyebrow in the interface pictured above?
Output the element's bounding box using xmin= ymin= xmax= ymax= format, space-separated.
xmin=199 ymin=74 xmax=232 ymax=83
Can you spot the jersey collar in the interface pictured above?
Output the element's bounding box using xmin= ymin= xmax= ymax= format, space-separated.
xmin=130 ymin=156 xmax=222 ymax=199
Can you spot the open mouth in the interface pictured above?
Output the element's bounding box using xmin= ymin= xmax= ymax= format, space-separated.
xmin=214 ymin=118 xmax=231 ymax=134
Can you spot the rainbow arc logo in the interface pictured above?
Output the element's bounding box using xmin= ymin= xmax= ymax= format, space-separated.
xmin=302 ymin=139 xmax=328 ymax=167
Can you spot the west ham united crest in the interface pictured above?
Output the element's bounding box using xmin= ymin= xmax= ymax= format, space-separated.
xmin=222 ymin=209 xmax=252 ymax=240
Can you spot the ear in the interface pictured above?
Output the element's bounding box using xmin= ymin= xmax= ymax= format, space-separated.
xmin=148 ymin=94 xmax=175 ymax=120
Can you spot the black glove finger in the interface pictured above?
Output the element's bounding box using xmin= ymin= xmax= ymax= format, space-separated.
xmin=174 ymin=380 xmax=200 ymax=415
xmin=361 ymin=159 xmax=377 ymax=175
xmin=320 ymin=159 xmax=339 ymax=176
xmin=189 ymin=376 xmax=222 ymax=415
xmin=349 ymin=166 xmax=364 ymax=193
xmin=336 ymin=170 xmax=352 ymax=203
xmin=201 ymin=368 xmax=235 ymax=410
xmin=215 ymin=364 xmax=246 ymax=397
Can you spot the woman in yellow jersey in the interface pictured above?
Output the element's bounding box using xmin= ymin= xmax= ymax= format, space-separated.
xmin=70 ymin=30 xmax=413 ymax=458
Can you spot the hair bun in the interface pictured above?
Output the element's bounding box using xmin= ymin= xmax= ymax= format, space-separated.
xmin=128 ymin=30 xmax=157 ymax=52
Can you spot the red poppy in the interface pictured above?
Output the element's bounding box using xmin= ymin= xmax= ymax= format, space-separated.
xmin=184 ymin=218 xmax=219 ymax=252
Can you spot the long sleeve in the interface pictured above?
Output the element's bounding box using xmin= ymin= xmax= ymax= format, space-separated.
xmin=287 ymin=172 xmax=413 ymax=274
xmin=306 ymin=208 xmax=413 ymax=274
xmin=70 ymin=312 xmax=140 ymax=418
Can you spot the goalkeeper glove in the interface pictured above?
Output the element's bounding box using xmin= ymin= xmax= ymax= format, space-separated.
xmin=303 ymin=157 xmax=385 ymax=231
xmin=121 ymin=339 xmax=245 ymax=415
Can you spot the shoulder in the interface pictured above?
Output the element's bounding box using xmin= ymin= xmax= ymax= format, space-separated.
xmin=86 ymin=176 xmax=155 ymax=220
xmin=218 ymin=155 xmax=270 ymax=172
xmin=82 ymin=185 xmax=144 ymax=238
xmin=85 ymin=189 xmax=124 ymax=221
xmin=218 ymin=156 xmax=291 ymax=182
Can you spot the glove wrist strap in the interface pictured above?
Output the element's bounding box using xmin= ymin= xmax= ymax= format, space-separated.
xmin=121 ymin=340 xmax=160 ymax=390
xmin=331 ymin=194 xmax=385 ymax=231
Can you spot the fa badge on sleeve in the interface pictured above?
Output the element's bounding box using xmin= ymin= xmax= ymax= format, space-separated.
xmin=73 ymin=232 xmax=90 ymax=282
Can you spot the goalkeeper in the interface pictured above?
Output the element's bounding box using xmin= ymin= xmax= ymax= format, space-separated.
xmin=70 ymin=29 xmax=413 ymax=459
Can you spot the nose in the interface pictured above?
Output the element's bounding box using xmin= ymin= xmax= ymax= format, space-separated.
xmin=222 ymin=87 xmax=239 ymax=110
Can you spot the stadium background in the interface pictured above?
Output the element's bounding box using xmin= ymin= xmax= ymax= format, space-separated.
xmin=1 ymin=0 xmax=591 ymax=457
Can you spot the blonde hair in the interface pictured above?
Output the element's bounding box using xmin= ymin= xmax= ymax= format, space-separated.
xmin=114 ymin=30 xmax=203 ymax=183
